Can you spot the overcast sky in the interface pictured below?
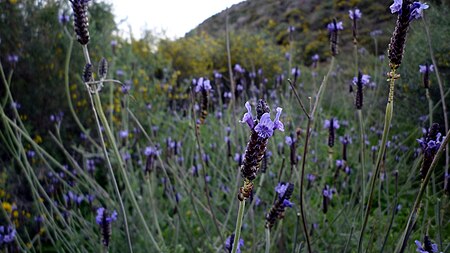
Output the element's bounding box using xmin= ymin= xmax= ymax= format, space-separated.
xmin=105 ymin=0 xmax=244 ymax=39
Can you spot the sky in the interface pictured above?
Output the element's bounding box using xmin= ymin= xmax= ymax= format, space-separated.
xmin=105 ymin=0 xmax=244 ymax=39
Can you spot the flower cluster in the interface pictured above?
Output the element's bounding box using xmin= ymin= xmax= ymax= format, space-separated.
xmin=419 ymin=63 xmax=434 ymax=89
xmin=239 ymin=100 xmax=284 ymax=200
xmin=349 ymin=8 xmax=362 ymax=20
xmin=322 ymin=185 xmax=336 ymax=213
xmin=0 ymin=225 xmax=16 ymax=245
xmin=417 ymin=123 xmax=444 ymax=179
xmin=193 ymin=77 xmax=212 ymax=93
xmin=240 ymin=101 xmax=284 ymax=139
xmin=388 ymin=0 xmax=429 ymax=67
xmin=415 ymin=235 xmax=442 ymax=253
xmin=390 ymin=0 xmax=429 ymax=20
xmin=324 ymin=118 xmax=340 ymax=147
xmin=96 ymin=207 xmax=118 ymax=248
xmin=327 ymin=21 xmax=344 ymax=31
xmin=353 ymin=72 xmax=371 ymax=109
xmin=265 ymin=182 xmax=294 ymax=229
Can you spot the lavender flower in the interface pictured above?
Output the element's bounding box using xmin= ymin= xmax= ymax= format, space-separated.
xmin=234 ymin=64 xmax=244 ymax=74
xmin=417 ymin=123 xmax=444 ymax=179
xmin=119 ymin=130 xmax=128 ymax=139
xmin=96 ymin=207 xmax=118 ymax=248
xmin=327 ymin=21 xmax=344 ymax=31
xmin=240 ymin=100 xmax=284 ymax=199
xmin=324 ymin=118 xmax=339 ymax=147
xmin=0 ymin=225 xmax=16 ymax=244
xmin=291 ymin=67 xmax=301 ymax=83
xmin=7 ymin=54 xmax=19 ymax=64
xmin=420 ymin=63 xmax=434 ymax=89
xmin=322 ymin=185 xmax=334 ymax=213
xmin=58 ymin=13 xmax=70 ymax=25
xmin=312 ymin=54 xmax=319 ymax=62
xmin=353 ymin=72 xmax=370 ymax=109
xmin=388 ymin=1 xmax=429 ymax=67
xmin=193 ymin=77 xmax=212 ymax=93
xmin=415 ymin=235 xmax=441 ymax=253
xmin=419 ymin=64 xmax=434 ymax=73
xmin=266 ymin=182 xmax=294 ymax=229
xmin=349 ymin=8 xmax=362 ymax=20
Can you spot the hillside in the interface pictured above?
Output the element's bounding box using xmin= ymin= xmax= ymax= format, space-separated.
xmin=188 ymin=0 xmax=445 ymax=62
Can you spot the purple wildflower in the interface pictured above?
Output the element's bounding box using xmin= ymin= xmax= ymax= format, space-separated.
xmin=194 ymin=77 xmax=212 ymax=93
xmin=349 ymin=8 xmax=362 ymax=20
xmin=415 ymin=235 xmax=440 ymax=253
xmin=352 ymin=74 xmax=371 ymax=86
xmin=7 ymin=54 xmax=19 ymax=64
xmin=119 ymin=130 xmax=128 ymax=138
xmin=234 ymin=64 xmax=244 ymax=74
xmin=58 ymin=13 xmax=70 ymax=25
xmin=327 ymin=21 xmax=344 ymax=31
xmin=419 ymin=64 xmax=434 ymax=73
xmin=312 ymin=54 xmax=319 ymax=62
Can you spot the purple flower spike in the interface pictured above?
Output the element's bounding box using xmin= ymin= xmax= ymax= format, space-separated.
xmin=255 ymin=113 xmax=274 ymax=138
xmin=240 ymin=101 xmax=254 ymax=129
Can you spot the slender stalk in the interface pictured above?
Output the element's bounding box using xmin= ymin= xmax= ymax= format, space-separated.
xmin=395 ymin=130 xmax=450 ymax=252
xmin=265 ymin=228 xmax=271 ymax=253
xmin=231 ymin=200 xmax=246 ymax=253
xmin=380 ymin=172 xmax=399 ymax=253
xmin=357 ymin=109 xmax=366 ymax=222
xmin=425 ymin=89 xmax=433 ymax=127
xmin=80 ymin=45 xmax=134 ymax=253
xmin=296 ymin=56 xmax=336 ymax=253
xmin=358 ymin=69 xmax=396 ymax=252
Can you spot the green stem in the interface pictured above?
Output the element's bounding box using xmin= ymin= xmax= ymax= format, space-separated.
xmin=358 ymin=69 xmax=396 ymax=252
xmin=231 ymin=200 xmax=246 ymax=253
xmin=357 ymin=109 xmax=366 ymax=223
xmin=265 ymin=228 xmax=271 ymax=253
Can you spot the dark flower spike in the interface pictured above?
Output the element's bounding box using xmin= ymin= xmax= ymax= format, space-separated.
xmin=82 ymin=63 xmax=93 ymax=83
xmin=265 ymin=182 xmax=294 ymax=229
xmin=327 ymin=19 xmax=343 ymax=56
xmin=96 ymin=207 xmax=118 ymax=248
xmin=388 ymin=0 xmax=428 ymax=68
xmin=239 ymin=100 xmax=284 ymax=199
xmin=420 ymin=63 xmax=434 ymax=89
xmin=193 ymin=77 xmax=211 ymax=124
xmin=324 ymin=118 xmax=340 ymax=148
xmin=353 ymin=71 xmax=371 ymax=109
xmin=415 ymin=235 xmax=441 ymax=253
xmin=98 ymin=58 xmax=108 ymax=80
xmin=69 ymin=0 xmax=90 ymax=45
xmin=417 ymin=123 xmax=444 ymax=179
